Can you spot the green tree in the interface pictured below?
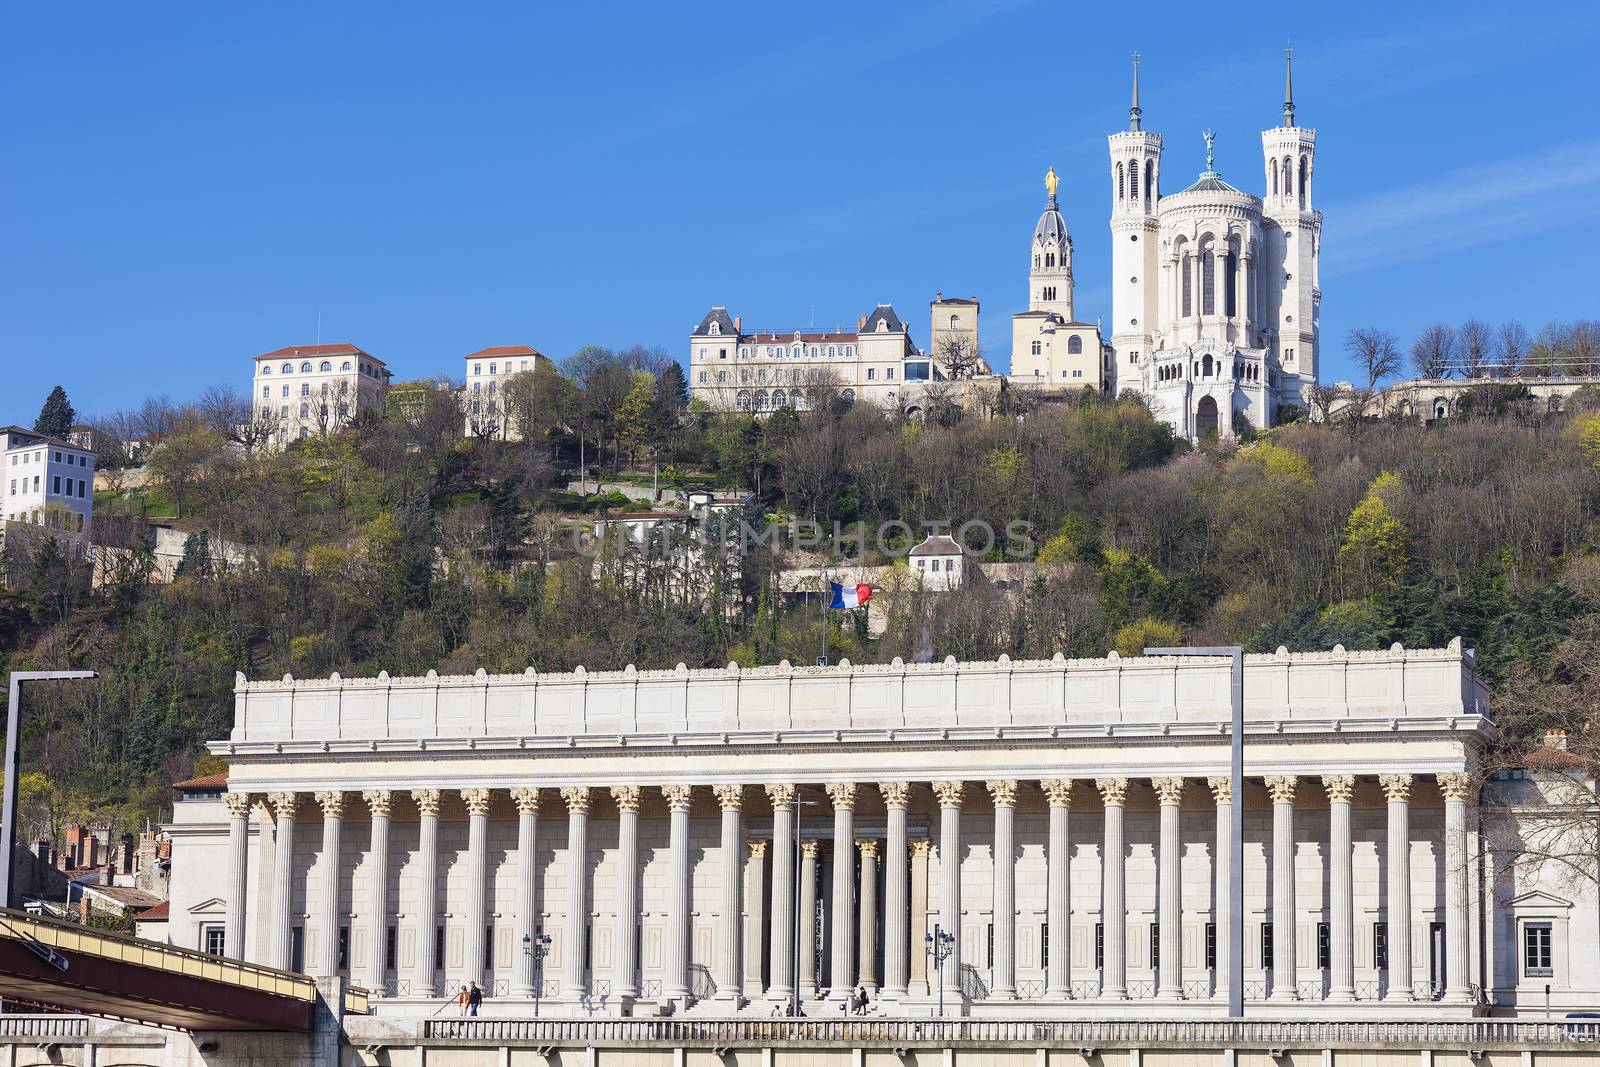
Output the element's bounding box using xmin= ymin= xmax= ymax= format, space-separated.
xmin=615 ymin=371 xmax=661 ymax=467
xmin=1337 ymin=471 xmax=1408 ymax=597
xmin=33 ymin=385 xmax=76 ymax=438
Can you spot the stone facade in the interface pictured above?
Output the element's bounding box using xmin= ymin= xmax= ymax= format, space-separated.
xmin=160 ymin=643 xmax=1599 ymax=1020
xmin=250 ymin=343 xmax=391 ymax=448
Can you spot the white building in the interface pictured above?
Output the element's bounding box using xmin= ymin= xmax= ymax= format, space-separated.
xmin=157 ymin=642 xmax=1600 ymax=1021
xmin=463 ymin=345 xmax=551 ymax=440
xmin=251 ymin=343 xmax=391 ymax=447
xmin=1 ymin=425 xmax=95 ymax=535
xmin=1110 ymin=55 xmax=1320 ymax=439
xmin=908 ymin=534 xmax=966 ymax=590
xmin=688 ymin=306 xmax=935 ymax=413
xmin=1008 ymin=169 xmax=1113 ymax=392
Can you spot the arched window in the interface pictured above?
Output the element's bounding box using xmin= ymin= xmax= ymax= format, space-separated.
xmin=736 ymin=391 xmax=752 ymax=411
xmin=773 ymin=389 xmax=787 ymax=409
xmin=1200 ymin=239 xmax=1216 ymax=316
xmin=1224 ymin=238 xmax=1239 ymax=318
xmin=317 ymin=360 xmax=330 ymax=372
xmin=1298 ymin=155 xmax=1308 ymax=208
xmin=261 ymin=365 xmax=271 ymax=375
xmin=1129 ymin=161 xmax=1139 ymax=201
xmin=708 ymin=321 xmax=720 ymax=335
xmin=1181 ymin=253 xmax=1193 ymax=317
xmin=949 ymin=314 xmax=958 ymax=329
xmin=1117 ymin=162 xmax=1124 ymax=201
xmin=1030 ymin=340 xmax=1042 ymax=356
xmin=1283 ymin=156 xmax=1293 ymax=197
xmin=1067 ymin=335 xmax=1083 ymax=355
xmin=1203 ymin=354 xmax=1214 ymax=377
xmin=282 ymin=362 xmax=294 ymax=374
xmin=1144 ymin=159 xmax=1153 ymax=208
xmin=300 ymin=362 xmax=312 ymax=373
xmin=841 ymin=389 xmax=855 ymax=404
xmin=1034 ymin=254 xmax=1040 ymax=269
xmin=754 ymin=391 xmax=770 ymax=412
xmin=342 ymin=361 xmax=351 ymax=371
xmin=1270 ymin=158 xmax=1279 ymax=196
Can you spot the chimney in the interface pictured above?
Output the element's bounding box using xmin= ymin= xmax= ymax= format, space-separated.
xmin=858 ymin=313 xmax=868 ymax=331
xmin=733 ymin=314 xmax=741 ymax=333
xmin=34 ymin=839 xmax=48 ymax=862
xmin=1544 ymin=728 xmax=1569 ymax=750
xmin=936 ymin=290 xmax=943 ymax=302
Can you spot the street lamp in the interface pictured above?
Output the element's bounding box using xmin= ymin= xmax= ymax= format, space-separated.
xmin=924 ymin=924 xmax=956 ymax=1018
xmin=1 ymin=671 xmax=97 ymax=909
xmin=1144 ymin=645 xmax=1244 ymax=1018
xmin=522 ymin=931 xmax=552 ymax=1016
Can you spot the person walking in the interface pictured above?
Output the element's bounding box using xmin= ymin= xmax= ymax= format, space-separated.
xmin=456 ymin=982 xmax=470 ymax=1016
xmin=468 ymin=981 xmax=482 ymax=1016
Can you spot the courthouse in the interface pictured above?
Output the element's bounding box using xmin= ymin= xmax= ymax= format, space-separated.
xmin=163 ymin=642 xmax=1597 ymax=1020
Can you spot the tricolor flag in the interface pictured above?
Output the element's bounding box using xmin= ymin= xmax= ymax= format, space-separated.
xmin=829 ymin=582 xmax=873 ymax=609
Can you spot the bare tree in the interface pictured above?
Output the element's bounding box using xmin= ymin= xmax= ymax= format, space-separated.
xmin=1497 ymin=321 xmax=1530 ymax=376
xmin=1458 ymin=319 xmax=1493 ymax=378
xmin=1306 ymin=381 xmax=1351 ymax=423
xmin=791 ymin=366 xmax=846 ymax=412
xmin=135 ymin=395 xmax=180 ymax=444
xmin=1343 ymin=327 xmax=1401 ymax=416
xmin=1569 ymin=320 xmax=1600 ymax=376
xmin=1410 ymin=323 xmax=1456 ymax=379
xmin=1530 ymin=322 xmax=1569 ymax=374
xmin=933 ymin=333 xmax=985 ymax=382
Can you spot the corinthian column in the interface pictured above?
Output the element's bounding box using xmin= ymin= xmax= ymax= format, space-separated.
xmin=559 ymin=787 xmax=591 ymax=999
xmin=744 ymin=842 xmax=767 ymax=999
xmin=510 ymin=788 xmax=541 ymax=998
xmin=987 ymin=779 xmax=1018 ymax=1000
xmin=224 ymin=792 xmax=252 ymax=961
xmin=880 ymin=782 xmax=911 ymax=998
xmin=461 ymin=787 xmax=492 ymax=988
xmin=1265 ymin=775 xmax=1298 ymax=1001
xmin=1208 ymin=776 xmax=1233 ymax=1004
xmin=1439 ymin=772 xmax=1476 ymax=1004
xmin=1096 ymin=778 xmax=1128 ymax=999
xmin=1323 ymin=775 xmax=1356 ymax=1002
xmin=1380 ymin=774 xmax=1413 ymax=1002
xmin=268 ymin=792 xmax=298 ymax=971
xmin=857 ymin=839 xmax=880 ymax=991
xmin=1152 ymin=777 xmax=1184 ymax=1000
xmin=799 ymin=840 xmax=819 ymax=999
xmin=933 ymin=781 xmax=965 ymax=999
xmin=825 ymin=783 xmax=857 ymax=1000
xmin=412 ymin=789 xmax=441 ymax=996
xmin=1042 ymin=780 xmax=1073 ymax=999
xmin=662 ymin=785 xmax=694 ymax=1003
xmin=315 ymin=791 xmax=345 ymax=977
xmin=765 ymin=784 xmax=797 ymax=1003
xmin=713 ymin=784 xmax=744 ymax=1001
xmin=362 ymin=790 xmax=392 ymax=991
xmin=609 ymin=786 xmax=640 ymax=1002
xmin=909 ymin=838 xmax=932 ymax=997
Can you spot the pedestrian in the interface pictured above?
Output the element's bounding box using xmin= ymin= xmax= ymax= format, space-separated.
xmin=468 ymin=981 xmax=482 ymax=1016
xmin=456 ymin=982 xmax=470 ymax=1016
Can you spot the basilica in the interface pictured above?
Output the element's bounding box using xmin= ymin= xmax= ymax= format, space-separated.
xmin=1012 ymin=55 xmax=1321 ymax=440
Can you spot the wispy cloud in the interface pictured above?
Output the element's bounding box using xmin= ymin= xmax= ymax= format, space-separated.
xmin=1323 ymin=139 xmax=1600 ymax=275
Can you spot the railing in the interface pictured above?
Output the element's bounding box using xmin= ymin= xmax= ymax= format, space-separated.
xmin=1126 ymin=980 xmax=1156 ymax=1000
xmin=0 ymin=1015 xmax=91 ymax=1038
xmin=1069 ymin=979 xmax=1100 ymax=999
xmin=1183 ymin=979 xmax=1213 ymax=1000
xmin=1016 ymin=980 xmax=1045 ymax=1001
xmin=421 ymin=1018 xmax=1600 ymax=1047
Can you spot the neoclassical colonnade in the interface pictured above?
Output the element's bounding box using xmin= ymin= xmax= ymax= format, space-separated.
xmin=223 ymin=771 xmax=1478 ymax=1007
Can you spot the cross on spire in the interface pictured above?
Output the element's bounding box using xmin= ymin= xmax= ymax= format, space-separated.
xmin=1283 ymin=43 xmax=1296 ymax=127
xmin=1129 ymin=51 xmax=1143 ymax=132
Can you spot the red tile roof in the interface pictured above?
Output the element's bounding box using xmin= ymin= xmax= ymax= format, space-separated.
xmin=466 ymin=345 xmax=545 ymax=359
xmin=136 ymin=900 xmax=169 ymax=920
xmin=172 ymin=772 xmax=228 ymax=790
xmin=253 ymin=343 xmax=378 ymax=362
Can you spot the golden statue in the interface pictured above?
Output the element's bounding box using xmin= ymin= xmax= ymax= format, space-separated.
xmin=1045 ymin=166 xmax=1059 ymax=200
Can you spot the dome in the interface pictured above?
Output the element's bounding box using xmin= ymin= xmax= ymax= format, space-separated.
xmin=1033 ymin=200 xmax=1070 ymax=247
xmin=1181 ymin=174 xmax=1242 ymax=195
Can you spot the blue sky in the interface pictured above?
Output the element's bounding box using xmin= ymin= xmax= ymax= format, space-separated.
xmin=5 ymin=0 xmax=1599 ymax=421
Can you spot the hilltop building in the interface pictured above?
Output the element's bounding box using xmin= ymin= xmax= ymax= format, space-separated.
xmin=251 ymin=343 xmax=391 ymax=448
xmin=463 ymin=345 xmax=552 ymax=439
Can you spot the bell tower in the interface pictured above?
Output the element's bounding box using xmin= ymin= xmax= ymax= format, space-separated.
xmin=1261 ymin=47 xmax=1321 ymax=411
xmin=1109 ymin=53 xmax=1162 ymax=392
xmin=1029 ymin=166 xmax=1075 ymax=321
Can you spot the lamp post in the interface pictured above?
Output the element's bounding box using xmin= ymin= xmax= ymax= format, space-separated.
xmin=925 ymin=924 xmax=956 ymax=1018
xmin=2 ymin=671 xmax=97 ymax=909
xmin=522 ymin=931 xmax=552 ymax=1016
xmin=1144 ymin=645 xmax=1244 ymax=1019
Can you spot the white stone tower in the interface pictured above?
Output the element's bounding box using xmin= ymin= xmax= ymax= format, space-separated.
xmin=1030 ymin=167 xmax=1075 ymax=321
xmin=1109 ymin=53 xmax=1163 ymax=387
xmin=1260 ymin=48 xmax=1321 ymax=408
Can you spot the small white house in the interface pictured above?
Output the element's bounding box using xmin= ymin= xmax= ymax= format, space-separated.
xmin=908 ymin=533 xmax=964 ymax=590
xmin=1 ymin=425 xmax=95 ymax=535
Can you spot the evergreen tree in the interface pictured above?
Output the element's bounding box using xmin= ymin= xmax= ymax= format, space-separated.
xmin=658 ymin=363 xmax=689 ymax=416
xmin=33 ymin=385 xmax=75 ymax=439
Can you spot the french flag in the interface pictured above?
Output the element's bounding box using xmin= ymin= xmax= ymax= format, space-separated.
xmin=829 ymin=582 xmax=872 ymax=609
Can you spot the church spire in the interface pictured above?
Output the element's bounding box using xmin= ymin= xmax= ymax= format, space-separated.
xmin=1282 ymin=45 xmax=1295 ymax=127
xmin=1129 ymin=51 xmax=1143 ymax=131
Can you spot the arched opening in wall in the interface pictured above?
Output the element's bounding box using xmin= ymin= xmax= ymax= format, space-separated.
xmin=1067 ymin=335 xmax=1083 ymax=355
xmin=1283 ymin=156 xmax=1293 ymax=198
xmin=1299 ymin=156 xmax=1308 ymax=208
xmin=1200 ymin=238 xmax=1216 ymax=316
xmin=1433 ymin=398 xmax=1448 ymax=420
xmin=1271 ymin=157 xmax=1278 ymax=196
xmin=1117 ymin=163 xmax=1124 ymax=201
xmin=1130 ymin=160 xmax=1139 ymax=201
xmin=1181 ymin=252 xmax=1193 ymax=317
xmin=1196 ymin=395 xmax=1220 ymax=438
xmin=1225 ymin=237 xmax=1240 ymax=317
xmin=1144 ymin=159 xmax=1154 ymax=210
xmin=1202 ymin=354 xmax=1214 ymax=377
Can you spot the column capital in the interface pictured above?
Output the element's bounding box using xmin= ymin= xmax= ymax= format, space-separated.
xmin=315 ymin=790 xmax=345 ymax=818
xmin=223 ymin=792 xmax=253 ymax=818
xmin=748 ymin=840 xmax=768 ymax=859
xmin=412 ymin=788 xmax=441 ymax=816
xmin=1041 ymin=779 xmax=1074 ymax=807
xmin=662 ymin=784 xmax=694 ymax=811
xmin=1437 ymin=772 xmax=1476 ymax=802
xmin=362 ymin=789 xmax=393 ymax=818
xmin=857 ymin=838 xmax=880 ymax=860
xmin=800 ymin=840 xmax=820 ymax=859
xmin=461 ymin=787 xmax=493 ymax=815
xmin=1207 ymin=776 xmax=1233 ymax=804
xmin=1152 ymin=777 xmax=1185 ymax=806
xmin=610 ymin=785 xmax=641 ymax=813
xmin=1379 ymin=773 xmax=1414 ymax=802
xmin=985 ymin=780 xmax=1019 ymax=807
xmin=932 ymin=781 xmax=965 ymax=809
xmin=878 ymin=782 xmax=912 ymax=809
xmin=511 ymin=787 xmax=542 ymax=814
xmin=910 ymin=838 xmax=932 ymax=857
xmin=765 ymin=783 xmax=797 ymax=807
xmin=825 ymin=783 xmax=857 ymax=810
xmin=713 ymin=784 xmax=745 ymax=811
xmin=1265 ymin=775 xmax=1298 ymax=804
xmin=561 ymin=786 xmax=592 ymax=814
xmin=269 ymin=791 xmax=299 ymax=819
xmin=1322 ymin=774 xmax=1356 ymax=803
xmin=1095 ymin=778 xmax=1129 ymax=807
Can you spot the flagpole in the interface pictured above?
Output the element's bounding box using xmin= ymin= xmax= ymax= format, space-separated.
xmin=819 ymin=569 xmax=829 ymax=667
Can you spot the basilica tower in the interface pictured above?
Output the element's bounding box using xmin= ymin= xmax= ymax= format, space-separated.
xmin=1109 ymin=53 xmax=1162 ymax=388
xmin=1030 ymin=167 xmax=1075 ymax=321
xmin=1260 ymin=49 xmax=1321 ymax=408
